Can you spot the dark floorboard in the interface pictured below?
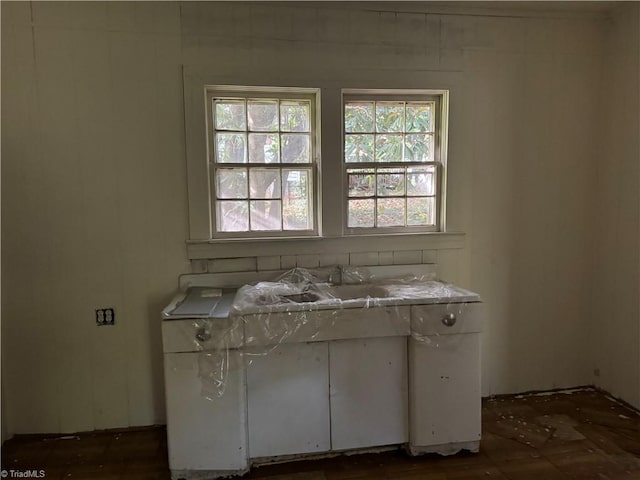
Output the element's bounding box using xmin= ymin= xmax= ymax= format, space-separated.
xmin=2 ymin=388 xmax=639 ymax=479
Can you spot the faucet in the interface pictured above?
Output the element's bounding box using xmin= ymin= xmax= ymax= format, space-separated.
xmin=328 ymin=265 xmax=344 ymax=285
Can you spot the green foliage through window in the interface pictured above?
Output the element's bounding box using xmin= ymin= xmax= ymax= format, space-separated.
xmin=211 ymin=95 xmax=314 ymax=234
xmin=344 ymin=98 xmax=439 ymax=229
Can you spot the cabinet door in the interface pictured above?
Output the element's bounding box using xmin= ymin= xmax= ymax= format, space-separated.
xmin=409 ymin=334 xmax=481 ymax=447
xmin=163 ymin=351 xmax=248 ymax=471
xmin=329 ymin=337 xmax=408 ymax=450
xmin=246 ymin=342 xmax=330 ymax=458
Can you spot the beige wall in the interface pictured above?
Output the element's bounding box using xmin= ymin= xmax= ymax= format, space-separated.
xmin=592 ymin=3 xmax=640 ymax=408
xmin=1 ymin=1 xmax=629 ymax=435
xmin=1 ymin=2 xmax=190 ymax=434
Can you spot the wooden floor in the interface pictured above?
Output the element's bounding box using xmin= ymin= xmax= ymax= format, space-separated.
xmin=2 ymin=388 xmax=639 ymax=479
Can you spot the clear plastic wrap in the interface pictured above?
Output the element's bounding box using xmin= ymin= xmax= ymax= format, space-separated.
xmin=175 ymin=265 xmax=479 ymax=399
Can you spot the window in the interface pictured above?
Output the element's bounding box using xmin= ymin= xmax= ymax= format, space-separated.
xmin=343 ymin=92 xmax=445 ymax=234
xmin=184 ymin=68 xmax=460 ymax=256
xmin=206 ymin=87 xmax=319 ymax=238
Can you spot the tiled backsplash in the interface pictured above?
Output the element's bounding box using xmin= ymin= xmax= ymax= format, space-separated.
xmin=193 ymin=248 xmax=461 ymax=284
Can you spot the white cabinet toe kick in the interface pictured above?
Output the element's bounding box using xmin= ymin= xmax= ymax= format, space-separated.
xmin=163 ymin=296 xmax=482 ymax=480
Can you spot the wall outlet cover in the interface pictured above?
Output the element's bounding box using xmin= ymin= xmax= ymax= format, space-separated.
xmin=96 ymin=308 xmax=115 ymax=326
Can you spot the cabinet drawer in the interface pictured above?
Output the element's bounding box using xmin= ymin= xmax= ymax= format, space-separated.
xmin=162 ymin=318 xmax=244 ymax=353
xmin=410 ymin=303 xmax=482 ymax=336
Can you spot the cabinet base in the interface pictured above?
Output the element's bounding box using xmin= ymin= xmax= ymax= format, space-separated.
xmin=407 ymin=440 xmax=480 ymax=456
xmin=251 ymin=444 xmax=398 ymax=467
xmin=171 ymin=468 xmax=249 ymax=480
xmin=170 ymin=442 xmax=480 ymax=479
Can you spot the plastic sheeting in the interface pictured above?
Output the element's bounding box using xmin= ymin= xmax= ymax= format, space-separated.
xmin=175 ymin=266 xmax=477 ymax=399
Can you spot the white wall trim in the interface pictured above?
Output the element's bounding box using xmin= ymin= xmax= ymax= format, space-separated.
xmin=183 ymin=65 xmax=465 ymax=243
xmin=186 ymin=232 xmax=465 ymax=260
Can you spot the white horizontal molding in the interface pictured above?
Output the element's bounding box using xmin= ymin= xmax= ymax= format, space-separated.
xmin=186 ymin=232 xmax=466 ymax=260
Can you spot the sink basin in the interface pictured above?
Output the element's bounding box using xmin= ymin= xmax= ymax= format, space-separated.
xmin=279 ymin=284 xmax=390 ymax=304
xmin=231 ymin=273 xmax=481 ymax=315
xmin=280 ymin=292 xmax=322 ymax=303
xmin=324 ymin=284 xmax=390 ymax=301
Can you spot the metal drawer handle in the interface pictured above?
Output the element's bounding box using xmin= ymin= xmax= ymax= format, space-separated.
xmin=196 ymin=327 xmax=211 ymax=342
xmin=442 ymin=313 xmax=457 ymax=327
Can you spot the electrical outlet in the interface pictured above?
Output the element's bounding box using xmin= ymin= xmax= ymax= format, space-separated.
xmin=96 ymin=308 xmax=115 ymax=326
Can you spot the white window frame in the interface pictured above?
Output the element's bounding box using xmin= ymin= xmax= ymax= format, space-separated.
xmin=342 ymin=89 xmax=449 ymax=235
xmin=204 ymin=85 xmax=321 ymax=240
xmin=182 ymin=65 xmax=463 ymax=259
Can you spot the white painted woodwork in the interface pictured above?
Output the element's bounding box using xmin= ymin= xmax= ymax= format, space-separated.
xmin=208 ymin=257 xmax=257 ymax=274
xmin=409 ymin=334 xmax=481 ymax=447
xmin=257 ymin=256 xmax=281 ymax=271
xmin=329 ymin=337 xmax=409 ymax=450
xmin=179 ymin=264 xmax=439 ymax=289
xmin=246 ymin=342 xmax=330 ymax=458
xmin=162 ymin=318 xmax=244 ymax=353
xmin=243 ymin=307 xmax=411 ymax=346
xmin=349 ymin=252 xmax=381 ymax=266
xmin=185 ymin=232 xmax=466 ymax=260
xmin=393 ymin=250 xmax=423 ymax=265
xmin=163 ymin=351 xmax=248 ymax=471
xmin=160 ymin=274 xmax=482 ymax=476
xmin=411 ymin=303 xmax=483 ymax=336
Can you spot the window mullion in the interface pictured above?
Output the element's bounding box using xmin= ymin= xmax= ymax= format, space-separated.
xmin=402 ymin=101 xmax=406 ymax=164
xmin=247 ymin=167 xmax=253 ymax=232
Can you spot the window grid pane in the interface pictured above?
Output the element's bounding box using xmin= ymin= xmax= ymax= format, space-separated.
xmin=217 ymin=201 xmax=249 ymax=232
xmin=283 ymin=169 xmax=313 ymax=230
xmin=347 ymin=166 xmax=437 ymax=227
xmin=250 ymin=200 xmax=282 ymax=231
xmin=248 ymin=101 xmax=278 ymax=132
xmin=212 ymin=96 xmax=314 ymax=235
xmin=281 ymin=134 xmax=311 ymax=163
xmin=216 ymin=168 xmax=248 ymax=199
xmin=249 ymin=169 xmax=281 ymax=200
xmin=280 ymin=101 xmax=310 ymax=132
xmin=345 ymin=99 xmax=438 ymax=230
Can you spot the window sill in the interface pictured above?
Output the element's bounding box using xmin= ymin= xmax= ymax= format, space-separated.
xmin=186 ymin=232 xmax=465 ymax=260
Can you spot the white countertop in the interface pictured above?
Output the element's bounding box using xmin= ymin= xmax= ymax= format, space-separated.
xmin=163 ymin=265 xmax=481 ymax=320
xmin=230 ymin=281 xmax=481 ymax=316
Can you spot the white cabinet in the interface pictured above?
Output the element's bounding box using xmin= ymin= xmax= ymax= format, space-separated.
xmin=246 ymin=342 xmax=330 ymax=458
xmin=408 ymin=303 xmax=482 ymax=454
xmin=242 ymin=306 xmax=410 ymax=346
xmin=163 ymin=351 xmax=248 ymax=472
xmin=162 ymin=297 xmax=483 ymax=478
xmin=329 ymin=337 xmax=408 ymax=451
xmin=246 ymin=337 xmax=409 ymax=457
